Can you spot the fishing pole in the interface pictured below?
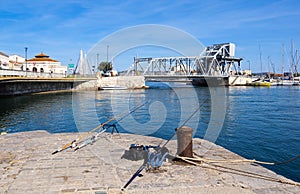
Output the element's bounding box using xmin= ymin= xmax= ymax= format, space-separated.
xmin=121 ymin=98 xmax=209 ymax=190
xmin=73 ymin=101 xmax=149 ymax=151
xmin=159 ymin=97 xmax=209 ymax=148
xmin=121 ymin=163 xmax=146 ymax=191
xmin=74 ymin=129 xmax=106 ymax=151
xmin=52 ymin=100 xmax=148 ymax=155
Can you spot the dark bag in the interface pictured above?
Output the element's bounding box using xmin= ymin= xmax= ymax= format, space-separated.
xmin=121 ymin=144 xmax=146 ymax=161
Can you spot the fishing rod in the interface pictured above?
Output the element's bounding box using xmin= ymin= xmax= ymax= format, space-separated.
xmin=101 ymin=99 xmax=150 ymax=134
xmin=159 ymin=97 xmax=209 ymax=148
xmin=121 ymin=98 xmax=209 ymax=190
xmin=52 ymin=101 xmax=148 ymax=155
xmin=73 ymin=101 xmax=149 ymax=151
xmin=121 ymin=162 xmax=146 ymax=191
xmin=74 ymin=129 xmax=106 ymax=151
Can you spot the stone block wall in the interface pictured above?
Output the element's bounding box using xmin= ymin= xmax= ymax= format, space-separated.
xmin=97 ymin=76 xmax=145 ymax=89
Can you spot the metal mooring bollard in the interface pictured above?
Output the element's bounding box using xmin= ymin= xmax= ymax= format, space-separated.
xmin=176 ymin=126 xmax=193 ymax=158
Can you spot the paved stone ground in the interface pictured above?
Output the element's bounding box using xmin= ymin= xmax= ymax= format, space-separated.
xmin=0 ymin=130 xmax=299 ymax=194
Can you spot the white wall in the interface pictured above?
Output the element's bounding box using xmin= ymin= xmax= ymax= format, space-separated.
xmin=0 ymin=53 xmax=10 ymax=69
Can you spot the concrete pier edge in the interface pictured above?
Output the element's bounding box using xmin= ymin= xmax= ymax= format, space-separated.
xmin=1 ymin=130 xmax=299 ymax=194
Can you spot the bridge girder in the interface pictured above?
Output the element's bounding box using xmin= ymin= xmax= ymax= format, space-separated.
xmin=126 ymin=43 xmax=242 ymax=76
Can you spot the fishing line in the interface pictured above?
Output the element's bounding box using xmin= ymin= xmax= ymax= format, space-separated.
xmin=52 ymin=100 xmax=148 ymax=154
xmin=159 ymin=97 xmax=210 ymax=148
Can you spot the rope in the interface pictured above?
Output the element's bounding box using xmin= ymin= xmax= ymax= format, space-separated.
xmin=176 ymin=155 xmax=300 ymax=186
xmin=189 ymin=152 xmax=300 ymax=166
xmin=177 ymin=155 xmax=275 ymax=165
xmin=274 ymin=154 xmax=300 ymax=165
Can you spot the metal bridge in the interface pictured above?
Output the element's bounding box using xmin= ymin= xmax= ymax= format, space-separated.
xmin=126 ymin=43 xmax=243 ymax=84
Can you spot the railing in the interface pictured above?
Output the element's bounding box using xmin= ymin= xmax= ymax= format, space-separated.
xmin=0 ymin=69 xmax=67 ymax=78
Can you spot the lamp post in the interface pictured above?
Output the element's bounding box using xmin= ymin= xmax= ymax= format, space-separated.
xmin=24 ymin=47 xmax=28 ymax=77
xmin=96 ymin=53 xmax=99 ymax=73
xmin=106 ymin=45 xmax=109 ymax=62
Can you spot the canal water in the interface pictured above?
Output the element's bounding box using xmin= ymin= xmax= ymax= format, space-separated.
xmin=0 ymin=82 xmax=299 ymax=182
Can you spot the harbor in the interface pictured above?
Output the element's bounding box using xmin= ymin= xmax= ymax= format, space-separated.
xmin=0 ymin=84 xmax=299 ymax=192
xmin=1 ymin=43 xmax=300 ymax=193
xmin=1 ymin=42 xmax=299 ymax=96
xmin=1 ymin=1 xmax=300 ymax=193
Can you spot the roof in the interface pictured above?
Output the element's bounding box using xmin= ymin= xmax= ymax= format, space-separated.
xmin=35 ymin=53 xmax=49 ymax=58
xmin=27 ymin=58 xmax=59 ymax=62
xmin=27 ymin=52 xmax=59 ymax=62
xmin=0 ymin=51 xmax=9 ymax=58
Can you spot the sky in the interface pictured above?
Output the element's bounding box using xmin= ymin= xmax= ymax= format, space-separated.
xmin=0 ymin=0 xmax=300 ymax=72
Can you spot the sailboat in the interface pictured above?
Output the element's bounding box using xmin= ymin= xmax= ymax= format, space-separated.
xmin=281 ymin=41 xmax=300 ymax=86
xmin=248 ymin=46 xmax=271 ymax=87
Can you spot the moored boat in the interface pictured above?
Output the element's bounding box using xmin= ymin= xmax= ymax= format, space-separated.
xmin=247 ymin=79 xmax=271 ymax=87
xmin=98 ymin=86 xmax=128 ymax=90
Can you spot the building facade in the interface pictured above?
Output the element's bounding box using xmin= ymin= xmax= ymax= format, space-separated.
xmin=9 ymin=54 xmax=25 ymax=70
xmin=0 ymin=51 xmax=10 ymax=69
xmin=26 ymin=53 xmax=67 ymax=74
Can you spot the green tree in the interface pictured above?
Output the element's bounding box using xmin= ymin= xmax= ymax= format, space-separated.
xmin=98 ymin=62 xmax=112 ymax=72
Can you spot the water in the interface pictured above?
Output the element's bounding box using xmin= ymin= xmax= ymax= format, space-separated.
xmin=0 ymin=83 xmax=299 ymax=182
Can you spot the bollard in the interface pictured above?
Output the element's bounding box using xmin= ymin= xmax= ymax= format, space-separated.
xmin=176 ymin=126 xmax=193 ymax=158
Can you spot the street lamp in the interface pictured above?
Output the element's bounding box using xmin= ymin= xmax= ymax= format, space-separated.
xmin=106 ymin=45 xmax=109 ymax=62
xmin=96 ymin=53 xmax=99 ymax=74
xmin=24 ymin=47 xmax=28 ymax=77
xmin=96 ymin=53 xmax=99 ymax=65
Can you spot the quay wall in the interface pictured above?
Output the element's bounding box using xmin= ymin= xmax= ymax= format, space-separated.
xmin=67 ymin=76 xmax=146 ymax=90
xmin=0 ymin=78 xmax=91 ymax=96
xmin=0 ymin=76 xmax=146 ymax=96
xmin=97 ymin=76 xmax=146 ymax=89
xmin=229 ymin=76 xmax=252 ymax=86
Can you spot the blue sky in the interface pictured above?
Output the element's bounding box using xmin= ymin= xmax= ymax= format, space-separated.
xmin=0 ymin=0 xmax=299 ymax=72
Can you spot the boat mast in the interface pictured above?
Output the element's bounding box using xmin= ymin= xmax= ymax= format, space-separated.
xmin=267 ymin=56 xmax=271 ymax=79
xmin=290 ymin=39 xmax=294 ymax=80
xmin=295 ymin=49 xmax=299 ymax=75
xmin=259 ymin=45 xmax=263 ymax=79
xmin=282 ymin=44 xmax=284 ymax=79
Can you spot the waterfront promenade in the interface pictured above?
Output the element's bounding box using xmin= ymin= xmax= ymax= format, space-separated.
xmin=1 ymin=130 xmax=299 ymax=193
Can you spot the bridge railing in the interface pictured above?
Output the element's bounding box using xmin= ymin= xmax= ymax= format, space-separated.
xmin=0 ymin=69 xmax=67 ymax=78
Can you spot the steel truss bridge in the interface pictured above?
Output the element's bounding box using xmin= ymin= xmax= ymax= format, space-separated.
xmin=126 ymin=43 xmax=243 ymax=82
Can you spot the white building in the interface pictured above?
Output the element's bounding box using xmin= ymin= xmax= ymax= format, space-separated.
xmin=26 ymin=53 xmax=67 ymax=74
xmin=9 ymin=54 xmax=25 ymax=70
xmin=0 ymin=51 xmax=10 ymax=69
